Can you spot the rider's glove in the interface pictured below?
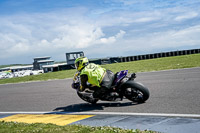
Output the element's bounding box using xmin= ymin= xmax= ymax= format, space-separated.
xmin=131 ymin=73 xmax=136 ymax=78
xmin=72 ymin=83 xmax=80 ymax=90
xmin=78 ymin=85 xmax=85 ymax=92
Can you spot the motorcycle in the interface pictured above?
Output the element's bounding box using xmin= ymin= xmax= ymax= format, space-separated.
xmin=72 ymin=70 xmax=150 ymax=104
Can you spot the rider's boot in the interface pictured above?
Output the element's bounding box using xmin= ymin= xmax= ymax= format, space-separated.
xmin=105 ymin=92 xmax=121 ymax=101
xmin=110 ymin=92 xmax=119 ymax=97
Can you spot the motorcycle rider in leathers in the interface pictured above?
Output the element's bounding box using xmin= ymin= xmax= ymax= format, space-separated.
xmin=74 ymin=57 xmax=116 ymax=100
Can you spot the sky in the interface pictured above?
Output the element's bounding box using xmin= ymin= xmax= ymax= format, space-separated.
xmin=0 ymin=0 xmax=200 ymax=65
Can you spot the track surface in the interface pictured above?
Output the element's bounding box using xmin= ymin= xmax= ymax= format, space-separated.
xmin=0 ymin=67 xmax=200 ymax=114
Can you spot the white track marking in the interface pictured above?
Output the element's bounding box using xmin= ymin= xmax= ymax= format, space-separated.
xmin=0 ymin=112 xmax=200 ymax=118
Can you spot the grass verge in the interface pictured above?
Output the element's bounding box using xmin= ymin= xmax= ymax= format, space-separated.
xmin=0 ymin=54 xmax=200 ymax=84
xmin=0 ymin=121 xmax=156 ymax=133
xmin=102 ymin=53 xmax=200 ymax=73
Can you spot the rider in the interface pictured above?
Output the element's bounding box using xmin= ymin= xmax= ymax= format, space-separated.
xmin=74 ymin=56 xmax=116 ymax=100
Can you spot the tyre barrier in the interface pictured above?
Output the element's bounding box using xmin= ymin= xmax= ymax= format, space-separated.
xmin=110 ymin=49 xmax=200 ymax=63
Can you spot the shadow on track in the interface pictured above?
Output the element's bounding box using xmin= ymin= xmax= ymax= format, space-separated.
xmin=53 ymin=102 xmax=142 ymax=112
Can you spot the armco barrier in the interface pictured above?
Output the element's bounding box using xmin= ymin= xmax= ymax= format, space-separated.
xmin=118 ymin=49 xmax=200 ymax=63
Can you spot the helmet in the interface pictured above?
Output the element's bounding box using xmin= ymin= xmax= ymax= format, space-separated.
xmin=75 ymin=57 xmax=89 ymax=71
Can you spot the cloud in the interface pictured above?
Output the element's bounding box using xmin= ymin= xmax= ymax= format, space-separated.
xmin=86 ymin=24 xmax=200 ymax=58
xmin=51 ymin=25 xmax=104 ymax=48
xmin=121 ymin=25 xmax=200 ymax=52
xmin=0 ymin=0 xmax=200 ymax=65
xmin=175 ymin=12 xmax=198 ymax=21
xmin=0 ymin=10 xmax=127 ymax=61
xmin=97 ymin=30 xmax=125 ymax=44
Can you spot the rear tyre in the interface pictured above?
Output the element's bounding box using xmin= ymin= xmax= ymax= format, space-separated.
xmin=77 ymin=91 xmax=99 ymax=104
xmin=122 ymin=81 xmax=150 ymax=103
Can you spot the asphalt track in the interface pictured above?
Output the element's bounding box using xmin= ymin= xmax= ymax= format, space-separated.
xmin=0 ymin=67 xmax=200 ymax=133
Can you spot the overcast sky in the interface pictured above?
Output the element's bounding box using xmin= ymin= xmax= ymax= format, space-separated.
xmin=0 ymin=0 xmax=200 ymax=65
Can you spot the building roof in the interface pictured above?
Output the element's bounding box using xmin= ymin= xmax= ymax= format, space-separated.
xmin=66 ymin=51 xmax=84 ymax=55
xmin=42 ymin=63 xmax=67 ymax=68
xmin=0 ymin=65 xmax=33 ymax=71
xmin=37 ymin=60 xmax=54 ymax=63
xmin=33 ymin=56 xmax=51 ymax=60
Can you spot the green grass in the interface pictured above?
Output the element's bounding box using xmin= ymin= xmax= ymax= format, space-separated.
xmin=102 ymin=54 xmax=200 ymax=73
xmin=0 ymin=54 xmax=200 ymax=84
xmin=0 ymin=69 xmax=76 ymax=84
xmin=0 ymin=121 xmax=156 ymax=133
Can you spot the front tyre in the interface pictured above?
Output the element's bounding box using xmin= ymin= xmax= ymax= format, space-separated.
xmin=122 ymin=81 xmax=150 ymax=103
xmin=77 ymin=91 xmax=99 ymax=104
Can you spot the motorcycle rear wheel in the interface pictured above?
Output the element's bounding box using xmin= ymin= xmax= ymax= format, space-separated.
xmin=123 ymin=81 xmax=150 ymax=103
xmin=77 ymin=91 xmax=99 ymax=104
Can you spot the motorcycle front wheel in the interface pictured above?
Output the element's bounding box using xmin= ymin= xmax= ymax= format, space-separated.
xmin=77 ymin=91 xmax=99 ymax=104
xmin=122 ymin=81 xmax=150 ymax=103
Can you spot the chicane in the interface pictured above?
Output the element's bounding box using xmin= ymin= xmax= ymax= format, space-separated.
xmin=0 ymin=112 xmax=200 ymax=133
